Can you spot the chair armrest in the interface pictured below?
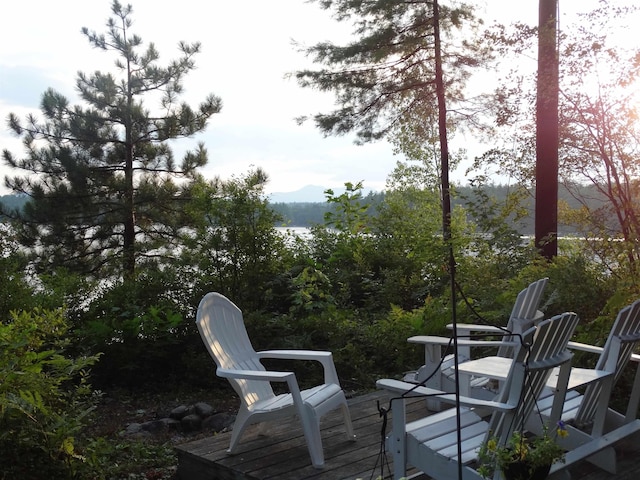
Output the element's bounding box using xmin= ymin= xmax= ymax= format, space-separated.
xmin=408 ymin=335 xmax=516 ymax=349
xmin=446 ymin=323 xmax=505 ymax=334
xmin=216 ymin=367 xmax=294 ymax=382
xmin=217 ymin=367 xmax=306 ymax=402
xmin=258 ymin=349 xmax=332 ymax=361
xmin=258 ymin=350 xmax=340 ymax=385
xmin=567 ymin=340 xmax=604 ymax=355
xmin=376 ymin=378 xmax=444 ymax=396
xmin=566 ymin=334 xmax=640 ymax=355
xmin=619 ymin=332 xmax=640 ymax=343
xmin=446 ymin=310 xmax=543 ymax=333
xmin=376 ymin=378 xmax=515 ymax=412
xmin=407 ymin=336 xmax=518 ymax=382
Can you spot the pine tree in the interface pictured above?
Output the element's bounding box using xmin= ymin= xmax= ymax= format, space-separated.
xmin=293 ymin=0 xmax=489 ymax=145
xmin=2 ymin=1 xmax=221 ymax=279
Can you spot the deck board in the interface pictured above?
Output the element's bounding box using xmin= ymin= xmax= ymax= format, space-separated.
xmin=175 ymin=390 xmax=640 ymax=480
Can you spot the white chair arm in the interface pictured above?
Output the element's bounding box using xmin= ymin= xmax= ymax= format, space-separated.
xmin=376 ymin=378 xmax=515 ymax=412
xmin=217 ymin=367 xmax=306 ymax=404
xmin=376 ymin=378 xmax=444 ymax=395
xmin=566 ymin=334 xmax=640 ymax=355
xmin=408 ymin=335 xmax=517 ymax=349
xmin=446 ymin=311 xmax=544 ymax=334
xmin=216 ymin=367 xmax=294 ymax=382
xmin=258 ymin=349 xmax=332 ymax=361
xmin=446 ymin=323 xmax=505 ymax=334
xmin=567 ymin=340 xmax=604 ymax=355
xmin=258 ymin=350 xmax=340 ymax=385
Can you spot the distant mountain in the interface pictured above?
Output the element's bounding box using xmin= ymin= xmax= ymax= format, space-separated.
xmin=0 ymin=193 xmax=28 ymax=213
xmin=268 ymin=185 xmax=338 ymax=203
xmin=2 ymin=186 xmax=353 ymax=206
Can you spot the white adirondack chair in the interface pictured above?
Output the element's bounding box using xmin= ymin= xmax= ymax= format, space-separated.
xmin=195 ymin=292 xmax=355 ymax=469
xmin=528 ymin=299 xmax=640 ymax=474
xmin=377 ymin=311 xmax=577 ymax=480
xmin=456 ymin=277 xmax=549 ymax=356
xmin=406 ymin=277 xmax=548 ymax=407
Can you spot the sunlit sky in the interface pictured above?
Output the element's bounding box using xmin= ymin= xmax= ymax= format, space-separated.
xmin=0 ymin=0 xmax=628 ymax=199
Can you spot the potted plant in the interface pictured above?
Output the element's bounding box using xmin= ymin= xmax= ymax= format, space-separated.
xmin=478 ymin=423 xmax=568 ymax=480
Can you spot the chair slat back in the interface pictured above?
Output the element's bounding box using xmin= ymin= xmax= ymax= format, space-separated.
xmin=490 ymin=312 xmax=578 ymax=444
xmin=498 ymin=278 xmax=549 ymax=357
xmin=196 ymin=292 xmax=276 ymax=406
xmin=529 ymin=312 xmax=579 ymax=365
xmin=576 ymin=299 xmax=640 ymax=424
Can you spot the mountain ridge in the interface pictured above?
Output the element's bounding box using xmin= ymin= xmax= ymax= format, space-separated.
xmin=268 ymin=185 xmax=340 ymax=203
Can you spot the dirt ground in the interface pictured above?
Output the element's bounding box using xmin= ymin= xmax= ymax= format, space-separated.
xmin=87 ymin=385 xmax=239 ymax=479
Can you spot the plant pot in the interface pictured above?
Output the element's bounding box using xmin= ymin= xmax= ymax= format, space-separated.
xmin=502 ymin=461 xmax=551 ymax=480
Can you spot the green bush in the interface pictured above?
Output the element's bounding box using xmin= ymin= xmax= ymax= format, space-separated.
xmin=75 ymin=272 xmax=198 ymax=389
xmin=244 ymin=300 xmax=447 ymax=391
xmin=0 ymin=308 xmax=100 ymax=479
xmin=0 ymin=228 xmax=39 ymax=317
xmin=81 ymin=437 xmax=176 ymax=480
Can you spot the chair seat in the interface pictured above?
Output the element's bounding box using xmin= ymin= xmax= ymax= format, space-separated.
xmin=536 ymin=388 xmax=582 ymax=423
xmin=406 ymin=408 xmax=487 ymax=464
xmin=250 ymin=383 xmax=343 ymax=413
xmin=441 ymin=354 xmax=491 ymax=389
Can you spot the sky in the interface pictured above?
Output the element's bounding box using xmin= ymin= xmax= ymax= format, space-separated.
xmin=0 ymin=0 xmax=621 ymax=200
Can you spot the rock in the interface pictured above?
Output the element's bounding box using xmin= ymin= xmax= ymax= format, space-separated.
xmin=123 ymin=422 xmax=143 ymax=435
xmin=169 ymin=405 xmax=190 ymax=420
xmin=121 ymin=422 xmax=152 ymax=439
xmin=202 ymin=412 xmax=235 ymax=433
xmin=140 ymin=420 xmax=168 ymax=433
xmin=194 ymin=402 xmax=215 ymax=418
xmin=181 ymin=414 xmax=202 ymax=432
xmin=161 ymin=417 xmax=181 ymax=430
xmin=119 ymin=401 xmax=236 ymax=439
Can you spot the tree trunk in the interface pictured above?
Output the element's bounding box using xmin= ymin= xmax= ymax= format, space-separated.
xmin=433 ymin=2 xmax=462 ymax=478
xmin=123 ymin=31 xmax=136 ymax=280
xmin=535 ymin=0 xmax=559 ymax=259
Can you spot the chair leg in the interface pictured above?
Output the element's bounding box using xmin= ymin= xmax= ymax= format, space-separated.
xmin=341 ymin=402 xmax=356 ymax=440
xmin=298 ymin=404 xmax=325 ymax=468
xmin=390 ymin=398 xmax=408 ymax=480
xmin=548 ymin=469 xmax=573 ymax=480
xmin=587 ymin=447 xmax=617 ymax=474
xmin=227 ymin=407 xmax=252 ymax=454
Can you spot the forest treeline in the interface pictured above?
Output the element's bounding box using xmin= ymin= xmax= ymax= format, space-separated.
xmin=0 ymin=182 xmax=615 ymax=235
xmin=271 ymin=183 xmax=602 ymax=234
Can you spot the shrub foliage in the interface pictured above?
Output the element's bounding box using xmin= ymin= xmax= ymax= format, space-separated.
xmin=0 ymin=309 xmax=100 ymax=479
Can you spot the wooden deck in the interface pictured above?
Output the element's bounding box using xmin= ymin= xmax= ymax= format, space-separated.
xmin=175 ymin=390 xmax=640 ymax=480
